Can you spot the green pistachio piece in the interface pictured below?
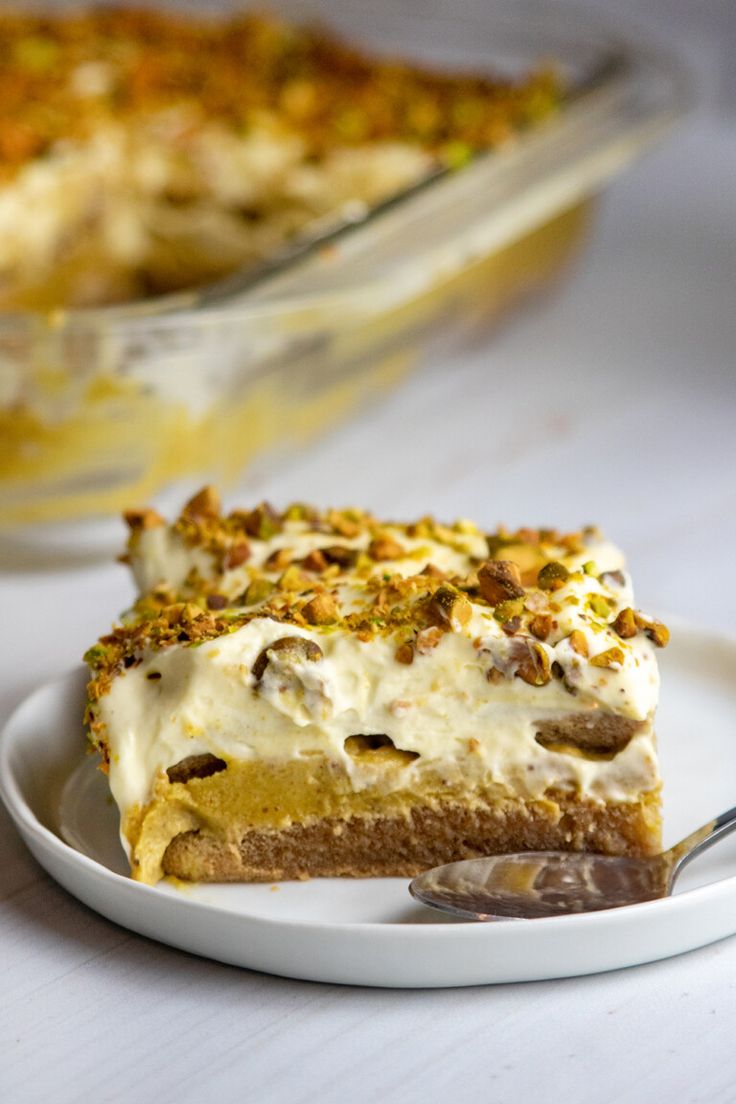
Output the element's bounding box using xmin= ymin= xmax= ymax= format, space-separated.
xmin=537 ymin=562 xmax=570 ymax=591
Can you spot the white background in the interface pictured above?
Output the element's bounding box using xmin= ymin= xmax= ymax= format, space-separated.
xmin=1 ymin=2 xmax=735 ymax=1101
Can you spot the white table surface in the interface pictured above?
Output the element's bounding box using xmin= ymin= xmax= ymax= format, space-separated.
xmin=2 ymin=29 xmax=736 ymax=1104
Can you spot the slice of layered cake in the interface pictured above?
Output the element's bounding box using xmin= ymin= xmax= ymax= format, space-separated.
xmin=84 ymin=488 xmax=668 ymax=885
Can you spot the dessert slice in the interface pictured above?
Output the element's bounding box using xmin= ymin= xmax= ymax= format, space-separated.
xmin=84 ymin=488 xmax=668 ymax=885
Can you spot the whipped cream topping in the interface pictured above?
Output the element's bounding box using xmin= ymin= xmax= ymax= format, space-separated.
xmin=101 ymin=612 xmax=660 ymax=824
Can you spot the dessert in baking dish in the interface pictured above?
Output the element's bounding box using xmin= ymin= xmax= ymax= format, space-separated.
xmin=84 ymin=488 xmax=668 ymax=885
xmin=0 ymin=7 xmax=559 ymax=310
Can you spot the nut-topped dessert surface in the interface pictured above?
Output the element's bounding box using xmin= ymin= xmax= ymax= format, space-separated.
xmin=85 ymin=488 xmax=667 ymax=884
xmin=0 ymin=8 xmax=559 ymax=309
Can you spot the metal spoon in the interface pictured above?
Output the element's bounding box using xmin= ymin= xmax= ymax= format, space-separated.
xmin=409 ymin=804 xmax=736 ymax=920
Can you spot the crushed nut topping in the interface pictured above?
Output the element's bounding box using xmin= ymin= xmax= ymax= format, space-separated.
xmin=123 ymin=507 xmax=164 ymax=531
xmin=243 ymin=578 xmax=275 ymax=606
xmin=301 ymin=549 xmax=329 ymax=573
xmin=182 ymin=486 xmax=221 ymax=522
xmin=588 ymin=594 xmax=612 ymax=618
xmin=478 ymin=560 xmax=525 ymax=605
xmin=242 ymin=502 xmax=283 ymax=541
xmin=302 ymin=592 xmax=339 ymax=625
xmin=0 ymin=9 xmax=560 ymax=193
xmin=416 ymin=626 xmax=444 ymax=654
xmin=206 ymin=593 xmax=228 ymax=611
xmin=322 ymin=545 xmax=359 ymax=568
xmin=427 ymin=586 xmax=472 ymax=631
xmin=612 ymin=607 xmax=638 ymax=639
xmin=225 ymin=541 xmax=251 ymax=569
xmin=634 ymin=613 xmax=669 ymax=648
xmin=511 ymin=640 xmax=552 ymax=686
xmin=278 ymin=565 xmax=313 ymax=592
xmin=252 ymin=636 xmax=323 ymax=681
xmin=567 ymin=630 xmax=589 ymax=657
xmin=590 ymin=647 xmax=625 ymax=669
xmin=529 ymin=613 xmax=553 ymax=641
xmin=493 ymin=597 xmax=525 ymax=624
xmin=537 ymin=561 xmax=570 ymax=591
xmin=501 ymin=615 xmax=522 ymax=636
xmin=264 ymin=548 xmax=291 ymax=571
xmin=368 ymin=536 xmax=405 ymax=562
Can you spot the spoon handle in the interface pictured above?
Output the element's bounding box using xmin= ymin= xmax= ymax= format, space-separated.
xmin=668 ymin=803 xmax=736 ymax=883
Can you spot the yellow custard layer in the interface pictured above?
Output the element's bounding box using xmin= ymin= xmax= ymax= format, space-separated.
xmin=127 ymin=753 xmax=662 ymax=885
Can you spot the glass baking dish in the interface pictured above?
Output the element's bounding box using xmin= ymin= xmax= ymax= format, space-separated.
xmin=0 ymin=1 xmax=690 ymax=560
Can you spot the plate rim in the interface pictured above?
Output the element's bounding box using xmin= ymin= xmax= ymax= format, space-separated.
xmin=2 ymin=618 xmax=736 ymax=984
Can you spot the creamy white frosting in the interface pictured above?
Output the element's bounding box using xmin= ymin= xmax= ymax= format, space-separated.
xmin=102 ymin=612 xmax=660 ymax=822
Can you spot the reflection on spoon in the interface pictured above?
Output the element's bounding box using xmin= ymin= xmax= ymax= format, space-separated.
xmin=409 ymin=804 xmax=736 ymax=921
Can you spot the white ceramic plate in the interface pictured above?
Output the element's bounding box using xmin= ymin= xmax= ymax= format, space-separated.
xmin=2 ymin=621 xmax=736 ymax=988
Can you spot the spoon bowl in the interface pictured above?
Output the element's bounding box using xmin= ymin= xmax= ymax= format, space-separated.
xmin=410 ymin=804 xmax=736 ymax=921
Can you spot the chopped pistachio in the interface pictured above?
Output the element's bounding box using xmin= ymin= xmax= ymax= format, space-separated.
xmin=322 ymin=545 xmax=359 ymax=569
xmin=278 ymin=565 xmax=313 ymax=592
xmin=588 ymin=594 xmax=611 ymax=618
xmin=244 ymin=502 xmax=282 ymax=540
xmin=283 ymin=503 xmax=315 ymax=522
xmin=493 ymin=597 xmax=525 ymax=624
xmin=634 ymin=613 xmax=670 ymax=648
xmin=478 ymin=560 xmax=525 ymax=605
xmin=453 ymin=519 xmax=480 ymax=536
xmin=567 ymin=629 xmax=589 ymax=657
xmin=486 ymin=533 xmax=514 ymax=558
xmin=301 ymin=549 xmax=329 ymax=573
xmin=264 ymin=548 xmax=291 ymax=571
xmin=327 ymin=510 xmax=362 ymax=538
xmin=252 ymin=636 xmax=323 ymax=680
xmin=243 ymin=578 xmax=275 ymax=605
xmin=83 ymin=643 xmax=109 ymax=667
xmin=512 ymin=640 xmax=552 ymax=686
xmin=612 ymin=607 xmax=638 ymax=639
xmin=225 ymin=540 xmax=251 ymax=569
xmin=302 ymin=592 xmax=339 ymax=625
xmin=428 ymin=585 xmax=472 ymax=631
xmin=501 ymin=616 xmax=522 ymax=636
xmin=368 ymin=536 xmax=405 ymax=562
xmin=590 ymin=646 xmax=625 ymax=669
xmin=529 ymin=613 xmax=553 ymax=641
xmin=182 ymin=485 xmax=221 ymax=521
xmin=537 ymin=561 xmax=569 ymax=591
xmin=416 ymin=626 xmax=443 ymax=654
xmin=123 ymin=507 xmax=164 ymax=531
